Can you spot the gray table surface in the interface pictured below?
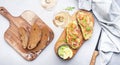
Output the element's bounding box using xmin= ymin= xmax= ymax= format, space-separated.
xmin=0 ymin=0 xmax=120 ymax=65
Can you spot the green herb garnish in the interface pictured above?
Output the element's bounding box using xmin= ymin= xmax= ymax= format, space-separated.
xmin=65 ymin=7 xmax=75 ymax=11
xmin=63 ymin=39 xmax=67 ymax=43
xmin=86 ymin=26 xmax=91 ymax=31
xmin=82 ymin=17 xmax=86 ymax=23
xmin=84 ymin=34 xmax=87 ymax=37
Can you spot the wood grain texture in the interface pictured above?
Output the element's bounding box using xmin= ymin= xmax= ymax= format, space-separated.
xmin=0 ymin=7 xmax=54 ymax=61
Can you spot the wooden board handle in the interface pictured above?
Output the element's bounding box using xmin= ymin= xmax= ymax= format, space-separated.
xmin=90 ymin=51 xmax=99 ymax=65
xmin=0 ymin=7 xmax=14 ymax=23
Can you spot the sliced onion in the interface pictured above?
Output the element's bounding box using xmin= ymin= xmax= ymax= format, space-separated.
xmin=41 ymin=0 xmax=57 ymax=10
xmin=53 ymin=11 xmax=71 ymax=28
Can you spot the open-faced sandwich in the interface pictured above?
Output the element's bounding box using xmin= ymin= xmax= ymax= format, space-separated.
xmin=66 ymin=21 xmax=83 ymax=49
xmin=54 ymin=10 xmax=94 ymax=60
xmin=76 ymin=10 xmax=94 ymax=40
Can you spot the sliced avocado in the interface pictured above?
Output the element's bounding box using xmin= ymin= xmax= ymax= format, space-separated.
xmin=82 ymin=17 xmax=86 ymax=23
xmin=86 ymin=26 xmax=91 ymax=31
xmin=58 ymin=45 xmax=73 ymax=60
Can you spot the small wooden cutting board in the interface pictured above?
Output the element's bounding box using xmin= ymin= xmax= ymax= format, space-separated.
xmin=0 ymin=7 xmax=54 ymax=61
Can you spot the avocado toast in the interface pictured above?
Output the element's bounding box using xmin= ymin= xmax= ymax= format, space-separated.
xmin=54 ymin=10 xmax=94 ymax=60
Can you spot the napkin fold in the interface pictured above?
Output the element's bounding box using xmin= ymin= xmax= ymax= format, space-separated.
xmin=79 ymin=0 xmax=120 ymax=65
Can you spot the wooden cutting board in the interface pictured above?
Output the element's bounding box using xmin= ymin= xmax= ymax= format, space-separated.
xmin=0 ymin=7 xmax=54 ymax=61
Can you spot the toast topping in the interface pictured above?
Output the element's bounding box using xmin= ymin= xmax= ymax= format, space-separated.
xmin=66 ymin=21 xmax=82 ymax=49
xmin=77 ymin=10 xmax=94 ymax=40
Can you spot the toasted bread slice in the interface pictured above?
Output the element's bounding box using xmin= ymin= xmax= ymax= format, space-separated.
xmin=18 ymin=27 xmax=28 ymax=49
xmin=27 ymin=23 xmax=42 ymax=50
xmin=30 ymin=18 xmax=54 ymax=53
xmin=66 ymin=21 xmax=83 ymax=49
xmin=31 ymin=24 xmax=50 ymax=51
xmin=76 ymin=10 xmax=94 ymax=40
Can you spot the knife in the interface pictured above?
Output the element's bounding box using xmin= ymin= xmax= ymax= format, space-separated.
xmin=90 ymin=29 xmax=102 ymax=65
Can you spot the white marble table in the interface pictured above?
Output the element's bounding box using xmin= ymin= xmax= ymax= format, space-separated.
xmin=0 ymin=0 xmax=119 ymax=65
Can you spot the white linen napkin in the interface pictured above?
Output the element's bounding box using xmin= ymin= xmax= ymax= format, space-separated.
xmin=78 ymin=0 xmax=92 ymax=11
xmin=78 ymin=0 xmax=120 ymax=65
